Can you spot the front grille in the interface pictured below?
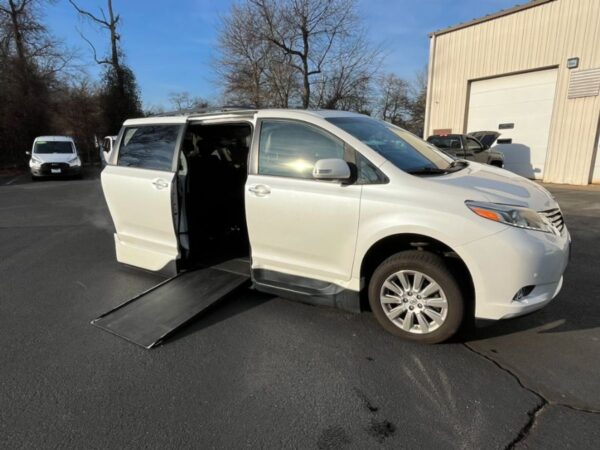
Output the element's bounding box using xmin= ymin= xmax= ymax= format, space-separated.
xmin=40 ymin=162 xmax=70 ymax=173
xmin=540 ymin=208 xmax=565 ymax=233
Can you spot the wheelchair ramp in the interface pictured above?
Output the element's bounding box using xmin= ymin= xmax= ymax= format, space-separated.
xmin=92 ymin=264 xmax=250 ymax=349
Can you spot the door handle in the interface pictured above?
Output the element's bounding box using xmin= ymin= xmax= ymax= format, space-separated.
xmin=152 ymin=179 xmax=169 ymax=190
xmin=248 ymin=184 xmax=271 ymax=196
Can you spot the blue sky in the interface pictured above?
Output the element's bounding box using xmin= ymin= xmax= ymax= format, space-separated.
xmin=44 ymin=0 xmax=519 ymax=108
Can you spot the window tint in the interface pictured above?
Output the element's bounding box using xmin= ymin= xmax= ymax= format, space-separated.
xmin=356 ymin=153 xmax=387 ymax=184
xmin=466 ymin=137 xmax=482 ymax=151
xmin=118 ymin=125 xmax=181 ymax=171
xmin=259 ymin=120 xmax=345 ymax=178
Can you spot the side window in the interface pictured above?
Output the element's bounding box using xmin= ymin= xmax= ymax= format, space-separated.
xmin=356 ymin=152 xmax=387 ymax=184
xmin=118 ymin=125 xmax=181 ymax=171
xmin=258 ymin=120 xmax=345 ymax=179
xmin=466 ymin=137 xmax=483 ymax=152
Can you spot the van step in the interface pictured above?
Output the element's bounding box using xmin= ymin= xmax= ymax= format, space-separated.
xmin=92 ymin=265 xmax=250 ymax=349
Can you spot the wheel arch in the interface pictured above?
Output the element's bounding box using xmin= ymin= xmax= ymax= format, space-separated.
xmin=358 ymin=233 xmax=475 ymax=317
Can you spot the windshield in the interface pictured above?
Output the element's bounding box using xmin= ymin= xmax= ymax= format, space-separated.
xmin=34 ymin=141 xmax=74 ymax=154
xmin=327 ymin=117 xmax=451 ymax=172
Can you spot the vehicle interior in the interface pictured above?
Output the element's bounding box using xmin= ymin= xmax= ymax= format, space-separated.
xmin=178 ymin=122 xmax=252 ymax=267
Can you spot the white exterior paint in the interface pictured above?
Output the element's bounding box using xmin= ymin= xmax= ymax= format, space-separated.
xmin=101 ymin=165 xmax=179 ymax=272
xmin=467 ymin=69 xmax=558 ymax=179
xmin=28 ymin=135 xmax=81 ymax=176
xmin=101 ymin=110 xmax=570 ymax=327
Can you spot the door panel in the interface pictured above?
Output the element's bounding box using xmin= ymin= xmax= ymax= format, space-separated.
xmin=102 ymin=165 xmax=179 ymax=273
xmin=246 ymin=174 xmax=361 ymax=282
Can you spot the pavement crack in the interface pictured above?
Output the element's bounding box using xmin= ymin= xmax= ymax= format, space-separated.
xmin=463 ymin=343 xmax=600 ymax=414
xmin=506 ymin=401 xmax=547 ymax=449
xmin=463 ymin=343 xmax=548 ymax=449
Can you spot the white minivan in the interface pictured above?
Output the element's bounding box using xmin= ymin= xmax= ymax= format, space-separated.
xmin=101 ymin=109 xmax=570 ymax=343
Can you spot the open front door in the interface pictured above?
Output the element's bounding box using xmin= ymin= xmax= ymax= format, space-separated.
xmin=101 ymin=122 xmax=184 ymax=274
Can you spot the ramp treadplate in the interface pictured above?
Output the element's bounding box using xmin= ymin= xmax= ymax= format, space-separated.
xmin=92 ymin=266 xmax=249 ymax=348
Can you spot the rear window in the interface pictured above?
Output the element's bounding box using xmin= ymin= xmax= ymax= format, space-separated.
xmin=427 ymin=136 xmax=461 ymax=149
xmin=118 ymin=125 xmax=181 ymax=171
xmin=34 ymin=141 xmax=74 ymax=154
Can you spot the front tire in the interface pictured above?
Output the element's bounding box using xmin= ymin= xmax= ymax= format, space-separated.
xmin=368 ymin=250 xmax=464 ymax=344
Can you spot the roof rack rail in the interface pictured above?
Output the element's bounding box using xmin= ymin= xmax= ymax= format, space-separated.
xmin=148 ymin=105 xmax=256 ymax=118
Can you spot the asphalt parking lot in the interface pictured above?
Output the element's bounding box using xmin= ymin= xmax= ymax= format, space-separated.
xmin=1 ymin=170 xmax=599 ymax=449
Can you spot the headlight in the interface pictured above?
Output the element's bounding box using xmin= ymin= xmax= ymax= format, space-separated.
xmin=68 ymin=156 xmax=81 ymax=166
xmin=30 ymin=155 xmax=43 ymax=167
xmin=465 ymin=200 xmax=554 ymax=233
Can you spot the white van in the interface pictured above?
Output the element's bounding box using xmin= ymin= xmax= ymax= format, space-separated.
xmin=101 ymin=109 xmax=570 ymax=343
xmin=27 ymin=136 xmax=82 ymax=179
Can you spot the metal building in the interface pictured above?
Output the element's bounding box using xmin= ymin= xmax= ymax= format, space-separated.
xmin=424 ymin=0 xmax=600 ymax=185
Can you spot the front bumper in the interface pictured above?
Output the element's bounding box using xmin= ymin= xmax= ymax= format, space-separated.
xmin=31 ymin=164 xmax=82 ymax=177
xmin=458 ymin=225 xmax=570 ymax=321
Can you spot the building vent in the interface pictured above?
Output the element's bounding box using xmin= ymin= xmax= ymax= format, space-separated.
xmin=568 ymin=68 xmax=600 ymax=99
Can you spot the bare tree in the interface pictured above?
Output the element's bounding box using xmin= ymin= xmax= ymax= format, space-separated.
xmin=376 ymin=73 xmax=411 ymax=127
xmin=250 ymin=0 xmax=361 ymax=109
xmin=68 ymin=0 xmax=120 ymax=69
xmin=216 ymin=1 xmax=300 ymax=108
xmin=168 ymin=91 xmax=209 ymax=112
xmin=0 ymin=0 xmax=75 ymax=167
xmin=406 ymin=67 xmax=427 ymax=136
xmin=216 ymin=0 xmax=379 ymax=110
xmin=0 ymin=0 xmax=72 ymax=79
xmin=69 ymin=0 xmax=141 ymax=133
xmin=314 ymin=33 xmax=379 ymax=111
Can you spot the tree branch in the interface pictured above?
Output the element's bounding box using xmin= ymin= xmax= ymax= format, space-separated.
xmin=68 ymin=0 xmax=110 ymax=28
xmin=76 ymin=28 xmax=110 ymax=65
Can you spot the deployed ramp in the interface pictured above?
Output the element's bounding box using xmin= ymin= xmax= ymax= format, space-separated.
xmin=92 ymin=261 xmax=250 ymax=349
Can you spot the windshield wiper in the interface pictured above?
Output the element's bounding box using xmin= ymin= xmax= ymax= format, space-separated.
xmin=407 ymin=166 xmax=448 ymax=175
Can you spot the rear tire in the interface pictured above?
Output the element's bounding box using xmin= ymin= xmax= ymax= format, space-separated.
xmin=368 ymin=250 xmax=464 ymax=344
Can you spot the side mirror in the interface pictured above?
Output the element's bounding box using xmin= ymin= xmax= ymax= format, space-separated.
xmin=25 ymin=151 xmax=31 ymax=156
xmin=481 ymin=144 xmax=490 ymax=151
xmin=313 ymin=158 xmax=351 ymax=181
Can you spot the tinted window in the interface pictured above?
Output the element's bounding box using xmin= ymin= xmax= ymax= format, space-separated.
xmin=356 ymin=153 xmax=387 ymax=184
xmin=328 ymin=117 xmax=450 ymax=172
xmin=118 ymin=125 xmax=181 ymax=171
xmin=259 ymin=120 xmax=344 ymax=178
xmin=427 ymin=136 xmax=462 ymax=150
xmin=34 ymin=141 xmax=74 ymax=154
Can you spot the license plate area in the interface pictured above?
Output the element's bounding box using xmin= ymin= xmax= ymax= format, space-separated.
xmin=51 ymin=168 xmax=61 ymax=174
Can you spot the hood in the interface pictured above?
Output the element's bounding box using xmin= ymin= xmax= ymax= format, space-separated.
xmin=32 ymin=153 xmax=76 ymax=163
xmin=468 ymin=131 xmax=500 ymax=148
xmin=429 ymin=162 xmax=557 ymax=211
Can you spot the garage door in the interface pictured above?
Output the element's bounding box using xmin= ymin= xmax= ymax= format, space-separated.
xmin=467 ymin=69 xmax=558 ymax=179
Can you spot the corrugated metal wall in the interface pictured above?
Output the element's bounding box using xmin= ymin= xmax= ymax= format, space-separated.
xmin=425 ymin=0 xmax=600 ymax=185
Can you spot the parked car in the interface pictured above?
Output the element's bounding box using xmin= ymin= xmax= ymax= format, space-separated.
xmin=27 ymin=136 xmax=82 ymax=179
xmin=100 ymin=135 xmax=117 ymax=167
xmin=427 ymin=132 xmax=504 ymax=167
xmin=101 ymin=110 xmax=570 ymax=343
